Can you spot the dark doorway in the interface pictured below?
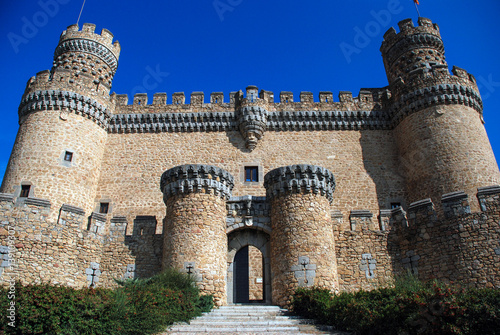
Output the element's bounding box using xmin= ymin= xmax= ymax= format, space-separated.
xmin=233 ymin=246 xmax=249 ymax=303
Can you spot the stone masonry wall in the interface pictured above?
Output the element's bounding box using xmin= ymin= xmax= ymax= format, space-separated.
xmin=393 ymin=104 xmax=500 ymax=212
xmin=390 ymin=189 xmax=500 ymax=288
xmin=248 ymin=245 xmax=263 ymax=300
xmin=0 ymin=193 xmax=162 ymax=289
xmin=0 ymin=196 xmax=102 ymax=287
xmin=1 ymin=110 xmax=108 ymax=221
xmin=334 ymin=212 xmax=397 ymax=292
xmin=163 ymin=192 xmax=228 ymax=306
xmin=270 ymin=193 xmax=338 ymax=307
xmin=95 ymin=129 xmax=404 ymax=233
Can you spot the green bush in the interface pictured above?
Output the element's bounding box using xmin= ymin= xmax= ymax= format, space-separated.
xmin=0 ymin=283 xmax=118 ymax=335
xmin=0 ymin=269 xmax=213 ymax=335
xmin=290 ymin=277 xmax=500 ymax=335
xmin=196 ymin=294 xmax=214 ymax=313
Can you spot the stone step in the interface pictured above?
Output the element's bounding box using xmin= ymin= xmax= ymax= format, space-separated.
xmin=169 ymin=326 xmax=302 ymax=332
xmin=167 ymin=331 xmax=304 ymax=335
xmin=163 ymin=305 xmax=344 ymax=334
xmin=186 ymin=319 xmax=306 ymax=326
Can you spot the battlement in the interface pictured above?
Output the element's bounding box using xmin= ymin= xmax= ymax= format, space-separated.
xmin=114 ymin=87 xmax=385 ymax=110
xmin=60 ymin=23 xmax=120 ymax=58
xmin=381 ymin=17 xmax=440 ymax=52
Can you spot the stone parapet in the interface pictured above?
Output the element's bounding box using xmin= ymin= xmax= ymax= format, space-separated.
xmin=441 ymin=191 xmax=471 ymax=218
xmin=160 ymin=164 xmax=234 ymax=201
xmin=477 ymin=185 xmax=500 ymax=212
xmin=60 ymin=204 xmax=85 ymax=216
xmin=264 ymin=165 xmax=335 ymax=204
xmin=406 ymin=198 xmax=436 ymax=226
xmin=349 ymin=210 xmax=374 ymax=231
xmin=18 ymin=90 xmax=111 ymax=128
xmin=23 ymin=197 xmax=51 ymax=208
xmin=389 ymin=80 xmax=482 ymax=127
xmin=226 ymin=196 xmax=270 ymax=234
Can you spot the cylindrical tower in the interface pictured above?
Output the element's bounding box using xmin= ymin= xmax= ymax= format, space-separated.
xmin=264 ymin=165 xmax=337 ymax=307
xmin=381 ymin=18 xmax=500 ymax=211
xmin=160 ymin=164 xmax=234 ymax=306
xmin=0 ymin=23 xmax=120 ymax=219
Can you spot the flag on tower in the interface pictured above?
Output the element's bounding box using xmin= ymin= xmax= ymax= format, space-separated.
xmin=414 ymin=0 xmax=419 ymax=4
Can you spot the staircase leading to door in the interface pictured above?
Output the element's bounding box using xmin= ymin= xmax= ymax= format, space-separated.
xmin=164 ymin=304 xmax=349 ymax=334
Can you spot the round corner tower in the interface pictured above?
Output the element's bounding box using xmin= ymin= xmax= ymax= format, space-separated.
xmin=381 ymin=17 xmax=500 ymax=211
xmin=160 ymin=164 xmax=234 ymax=306
xmin=264 ymin=165 xmax=338 ymax=307
xmin=0 ymin=23 xmax=120 ymax=218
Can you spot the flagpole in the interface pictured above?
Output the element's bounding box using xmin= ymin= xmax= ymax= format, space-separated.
xmin=413 ymin=1 xmax=420 ymax=17
xmin=76 ymin=0 xmax=87 ymax=26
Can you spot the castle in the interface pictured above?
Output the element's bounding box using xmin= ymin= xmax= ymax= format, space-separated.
xmin=1 ymin=17 xmax=499 ymax=307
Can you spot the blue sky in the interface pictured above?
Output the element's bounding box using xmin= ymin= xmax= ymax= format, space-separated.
xmin=1 ymin=1 xmax=500 ymax=181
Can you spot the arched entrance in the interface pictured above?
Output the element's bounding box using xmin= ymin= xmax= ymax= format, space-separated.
xmin=227 ymin=229 xmax=271 ymax=304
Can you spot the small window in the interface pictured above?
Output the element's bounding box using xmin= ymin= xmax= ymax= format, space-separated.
xmin=20 ymin=185 xmax=31 ymax=198
xmin=99 ymin=202 xmax=109 ymax=214
xmin=245 ymin=167 xmax=259 ymax=182
xmin=64 ymin=151 xmax=73 ymax=162
xmin=391 ymin=202 xmax=402 ymax=209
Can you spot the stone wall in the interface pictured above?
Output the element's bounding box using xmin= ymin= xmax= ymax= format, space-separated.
xmin=266 ymin=165 xmax=338 ymax=307
xmin=388 ymin=188 xmax=500 ymax=288
xmin=95 ymin=128 xmax=404 ymax=232
xmin=393 ymin=104 xmax=500 ymax=212
xmin=248 ymin=245 xmax=263 ymax=300
xmin=334 ymin=211 xmax=396 ymax=292
xmin=0 ymin=110 xmax=108 ymax=221
xmin=0 ymin=193 xmax=162 ymax=289
xmin=161 ymin=165 xmax=234 ymax=306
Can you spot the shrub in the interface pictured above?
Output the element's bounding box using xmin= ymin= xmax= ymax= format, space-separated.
xmin=290 ymin=277 xmax=500 ymax=335
xmin=291 ymin=287 xmax=332 ymax=323
xmin=1 ymin=283 xmax=117 ymax=335
xmin=0 ymin=269 xmax=212 ymax=335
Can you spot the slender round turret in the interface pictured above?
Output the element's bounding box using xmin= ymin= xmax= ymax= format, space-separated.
xmin=381 ymin=18 xmax=500 ymax=210
xmin=161 ymin=164 xmax=234 ymax=306
xmin=264 ymin=165 xmax=338 ymax=307
xmin=0 ymin=23 xmax=121 ymax=219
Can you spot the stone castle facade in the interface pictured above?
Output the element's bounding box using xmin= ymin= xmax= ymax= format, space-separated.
xmin=1 ymin=17 xmax=500 ymax=307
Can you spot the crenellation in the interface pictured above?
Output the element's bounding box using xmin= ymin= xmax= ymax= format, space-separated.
xmin=338 ymin=91 xmax=353 ymax=103
xmin=100 ymin=28 xmax=114 ymax=44
xmin=279 ymin=91 xmax=293 ymax=103
xmin=152 ymin=92 xmax=166 ymax=105
xmin=407 ymin=198 xmax=436 ymax=227
xmin=349 ymin=210 xmax=374 ymax=231
xmin=60 ymin=204 xmax=85 ymax=216
xmin=259 ymin=89 xmax=274 ymax=103
xmin=477 ymin=185 xmax=500 ymax=212
xmin=133 ymin=93 xmax=148 ymax=105
xmin=190 ymin=92 xmax=204 ymax=105
xmin=172 ymin=92 xmax=185 ymax=105
xmin=397 ymin=18 xmax=414 ymax=31
xmin=319 ymin=91 xmax=333 ymax=103
xmin=358 ymin=90 xmax=374 ymax=103
xmin=210 ymin=92 xmax=224 ymax=104
xmin=82 ymin=23 xmax=96 ymax=33
xmin=299 ymin=91 xmax=314 ymax=103
xmin=441 ymin=191 xmax=471 ymax=218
